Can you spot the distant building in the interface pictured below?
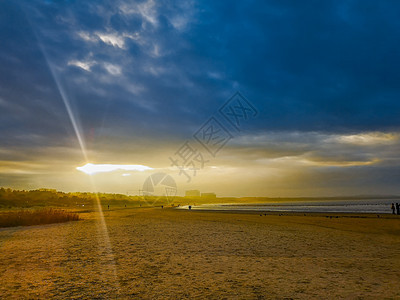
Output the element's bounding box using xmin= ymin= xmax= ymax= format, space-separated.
xmin=185 ymin=190 xmax=200 ymax=197
xmin=201 ymin=193 xmax=216 ymax=199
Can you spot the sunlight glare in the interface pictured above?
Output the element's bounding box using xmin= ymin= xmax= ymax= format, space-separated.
xmin=77 ymin=163 xmax=153 ymax=175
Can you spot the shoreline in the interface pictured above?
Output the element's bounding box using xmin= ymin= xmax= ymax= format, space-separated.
xmin=173 ymin=207 xmax=399 ymax=218
xmin=175 ymin=198 xmax=397 ymax=215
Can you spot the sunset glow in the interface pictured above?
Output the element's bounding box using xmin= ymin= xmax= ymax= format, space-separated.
xmin=0 ymin=0 xmax=399 ymax=198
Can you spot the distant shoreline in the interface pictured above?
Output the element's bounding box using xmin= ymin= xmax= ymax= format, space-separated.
xmin=177 ymin=198 xmax=398 ymax=214
xmin=174 ymin=208 xmax=399 ymax=218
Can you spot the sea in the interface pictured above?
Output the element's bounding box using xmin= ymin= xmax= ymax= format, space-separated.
xmin=178 ymin=198 xmax=399 ymax=214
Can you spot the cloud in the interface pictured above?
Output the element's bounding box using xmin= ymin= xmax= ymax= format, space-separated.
xmin=77 ymin=30 xmax=141 ymax=49
xmin=328 ymin=132 xmax=399 ymax=145
xmin=119 ymin=0 xmax=158 ymax=25
xmin=76 ymin=163 xmax=153 ymax=175
xmin=224 ymin=130 xmax=400 ymax=169
xmin=77 ymin=31 xmax=98 ymax=42
xmin=103 ymin=63 xmax=122 ymax=75
xmin=95 ymin=32 xmax=126 ymax=48
xmin=68 ymin=59 xmax=95 ymax=71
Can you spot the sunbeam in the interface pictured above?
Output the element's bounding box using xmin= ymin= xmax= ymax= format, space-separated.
xmin=20 ymin=7 xmax=120 ymax=292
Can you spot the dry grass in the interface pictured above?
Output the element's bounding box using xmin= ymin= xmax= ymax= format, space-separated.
xmin=0 ymin=208 xmax=79 ymax=227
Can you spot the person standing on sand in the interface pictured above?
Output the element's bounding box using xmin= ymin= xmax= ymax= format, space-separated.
xmin=396 ymin=203 xmax=400 ymax=215
xmin=392 ymin=203 xmax=396 ymax=214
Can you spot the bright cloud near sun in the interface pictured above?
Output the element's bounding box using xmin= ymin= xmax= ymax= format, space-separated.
xmin=76 ymin=163 xmax=153 ymax=175
xmin=329 ymin=132 xmax=399 ymax=145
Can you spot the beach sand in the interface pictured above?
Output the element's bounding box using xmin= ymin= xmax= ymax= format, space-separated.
xmin=0 ymin=207 xmax=399 ymax=299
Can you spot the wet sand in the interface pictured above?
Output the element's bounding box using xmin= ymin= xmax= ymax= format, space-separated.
xmin=0 ymin=208 xmax=400 ymax=299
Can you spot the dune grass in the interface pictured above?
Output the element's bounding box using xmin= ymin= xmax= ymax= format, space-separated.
xmin=0 ymin=208 xmax=80 ymax=228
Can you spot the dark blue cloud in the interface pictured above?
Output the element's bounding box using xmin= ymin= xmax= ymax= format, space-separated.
xmin=1 ymin=0 xmax=400 ymax=152
xmin=187 ymin=0 xmax=400 ymax=132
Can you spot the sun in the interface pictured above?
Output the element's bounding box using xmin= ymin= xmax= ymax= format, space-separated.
xmin=76 ymin=163 xmax=153 ymax=175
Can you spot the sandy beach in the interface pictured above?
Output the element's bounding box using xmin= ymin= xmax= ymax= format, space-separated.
xmin=0 ymin=207 xmax=399 ymax=299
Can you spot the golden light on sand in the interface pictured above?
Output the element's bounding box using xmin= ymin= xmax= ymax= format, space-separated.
xmin=76 ymin=163 xmax=153 ymax=175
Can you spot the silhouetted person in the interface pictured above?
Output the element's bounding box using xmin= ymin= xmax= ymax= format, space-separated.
xmin=161 ymin=205 xmax=163 ymax=209
xmin=189 ymin=205 xmax=191 ymax=210
xmin=396 ymin=203 xmax=400 ymax=215
xmin=392 ymin=203 xmax=396 ymax=214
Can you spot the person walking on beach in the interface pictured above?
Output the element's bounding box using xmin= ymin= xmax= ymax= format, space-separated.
xmin=392 ymin=203 xmax=396 ymax=214
xmin=396 ymin=203 xmax=400 ymax=215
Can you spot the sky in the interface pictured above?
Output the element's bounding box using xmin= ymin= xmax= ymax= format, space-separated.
xmin=1 ymin=0 xmax=400 ymax=197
